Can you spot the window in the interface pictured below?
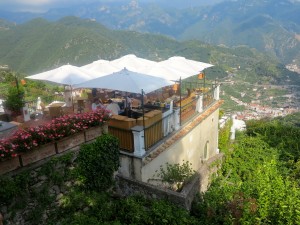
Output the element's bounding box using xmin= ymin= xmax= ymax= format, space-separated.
xmin=204 ymin=141 xmax=209 ymax=160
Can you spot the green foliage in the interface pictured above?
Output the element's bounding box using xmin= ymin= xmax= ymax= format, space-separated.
xmin=76 ymin=134 xmax=120 ymax=191
xmin=114 ymin=196 xmax=197 ymax=225
xmin=251 ymin=160 xmax=300 ymax=224
xmin=218 ymin=118 xmax=232 ymax=153
xmin=0 ymin=171 xmax=30 ymax=206
xmin=192 ymin=118 xmax=300 ymax=224
xmin=51 ymin=193 xmax=197 ymax=225
xmin=246 ymin=119 xmax=300 ymax=161
xmin=2 ymin=85 xmax=25 ymax=114
xmin=274 ymin=112 xmax=300 ymax=127
xmin=154 ymin=160 xmax=195 ymax=191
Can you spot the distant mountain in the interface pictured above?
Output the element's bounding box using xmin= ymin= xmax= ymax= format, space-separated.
xmin=179 ymin=0 xmax=300 ymax=66
xmin=0 ymin=0 xmax=299 ymax=66
xmin=0 ymin=16 xmax=298 ymax=88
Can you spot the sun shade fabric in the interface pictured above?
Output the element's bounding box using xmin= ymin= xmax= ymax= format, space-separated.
xmin=26 ymin=65 xmax=95 ymax=86
xmin=81 ymin=54 xmax=214 ymax=81
xmin=74 ymin=68 xmax=174 ymax=94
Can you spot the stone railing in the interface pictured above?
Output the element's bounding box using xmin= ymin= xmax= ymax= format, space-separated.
xmin=0 ymin=124 xmax=108 ymax=175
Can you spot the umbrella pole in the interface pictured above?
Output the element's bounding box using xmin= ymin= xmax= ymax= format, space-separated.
xmin=125 ymin=92 xmax=129 ymax=116
xmin=142 ymin=89 xmax=146 ymax=151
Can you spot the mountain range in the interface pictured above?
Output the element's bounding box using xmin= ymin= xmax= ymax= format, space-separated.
xmin=0 ymin=16 xmax=299 ymax=89
xmin=0 ymin=0 xmax=299 ymax=66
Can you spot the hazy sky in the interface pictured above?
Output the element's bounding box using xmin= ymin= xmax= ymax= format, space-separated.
xmin=0 ymin=0 xmax=113 ymax=12
xmin=0 ymin=0 xmax=220 ymax=12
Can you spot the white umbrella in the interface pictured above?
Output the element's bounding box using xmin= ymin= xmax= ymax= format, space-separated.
xmin=158 ymin=56 xmax=214 ymax=80
xmin=74 ymin=68 xmax=174 ymax=94
xmin=143 ymin=63 xmax=185 ymax=81
xmin=25 ymin=64 xmax=95 ymax=86
xmin=81 ymin=59 xmax=120 ymax=77
xmin=110 ymin=54 xmax=157 ymax=72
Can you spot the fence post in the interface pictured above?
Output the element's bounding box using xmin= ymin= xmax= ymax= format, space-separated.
xmin=162 ymin=100 xmax=174 ymax=136
xmin=214 ymin=85 xmax=220 ymax=101
xmin=196 ymin=94 xmax=203 ymax=113
xmin=173 ymin=108 xmax=180 ymax=131
xmin=131 ymin=126 xmax=145 ymax=157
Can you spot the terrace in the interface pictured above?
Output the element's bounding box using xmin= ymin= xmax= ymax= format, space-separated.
xmin=1 ymin=55 xmax=221 ymax=187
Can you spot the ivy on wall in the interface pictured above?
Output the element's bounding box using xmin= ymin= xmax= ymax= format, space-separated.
xmin=76 ymin=134 xmax=120 ymax=191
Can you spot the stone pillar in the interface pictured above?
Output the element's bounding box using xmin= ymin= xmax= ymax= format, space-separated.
xmin=162 ymin=100 xmax=174 ymax=136
xmin=196 ymin=94 xmax=203 ymax=113
xmin=131 ymin=126 xmax=145 ymax=157
xmin=173 ymin=108 xmax=180 ymax=131
xmin=214 ymin=85 xmax=220 ymax=101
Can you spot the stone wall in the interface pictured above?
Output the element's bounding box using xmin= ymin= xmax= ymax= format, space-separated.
xmin=116 ymin=152 xmax=224 ymax=211
xmin=116 ymin=173 xmax=200 ymax=210
xmin=0 ymin=151 xmax=79 ymax=225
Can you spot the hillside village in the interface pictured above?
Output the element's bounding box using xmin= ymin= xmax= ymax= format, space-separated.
xmin=220 ymin=68 xmax=300 ymax=120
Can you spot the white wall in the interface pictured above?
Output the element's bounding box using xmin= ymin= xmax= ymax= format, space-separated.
xmin=141 ymin=109 xmax=220 ymax=182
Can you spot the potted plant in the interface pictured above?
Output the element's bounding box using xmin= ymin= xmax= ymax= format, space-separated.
xmin=3 ymin=86 xmax=25 ymax=121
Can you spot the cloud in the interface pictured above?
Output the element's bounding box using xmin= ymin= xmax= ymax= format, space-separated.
xmin=12 ymin=0 xmax=54 ymax=5
xmin=0 ymin=0 xmax=98 ymax=12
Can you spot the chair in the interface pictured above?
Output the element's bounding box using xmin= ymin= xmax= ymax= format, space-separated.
xmin=77 ymin=99 xmax=85 ymax=113
xmin=87 ymin=92 xmax=93 ymax=103
xmin=40 ymin=102 xmax=49 ymax=118
xmin=48 ymin=106 xmax=63 ymax=118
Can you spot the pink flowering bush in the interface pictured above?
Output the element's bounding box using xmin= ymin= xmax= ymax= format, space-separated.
xmin=0 ymin=109 xmax=110 ymax=160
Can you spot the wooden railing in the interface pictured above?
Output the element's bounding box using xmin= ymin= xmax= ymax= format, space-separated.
xmin=144 ymin=119 xmax=163 ymax=150
xmin=180 ymin=96 xmax=198 ymax=125
xmin=203 ymin=89 xmax=214 ymax=109
xmin=108 ymin=126 xmax=134 ymax=152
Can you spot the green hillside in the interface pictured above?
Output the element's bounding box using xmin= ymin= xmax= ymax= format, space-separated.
xmin=0 ymin=16 xmax=298 ymax=88
xmin=179 ymin=0 xmax=300 ymax=65
xmin=0 ymin=0 xmax=299 ymax=66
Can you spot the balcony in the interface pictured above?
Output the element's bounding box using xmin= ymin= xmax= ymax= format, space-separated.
xmin=111 ymin=84 xmax=220 ymax=156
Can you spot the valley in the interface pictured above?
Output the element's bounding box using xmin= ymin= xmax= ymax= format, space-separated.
xmin=220 ymin=69 xmax=300 ymax=119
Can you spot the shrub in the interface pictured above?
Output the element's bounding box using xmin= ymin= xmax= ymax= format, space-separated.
xmin=2 ymin=86 xmax=25 ymax=115
xmin=76 ymin=134 xmax=119 ymax=191
xmin=154 ymin=160 xmax=195 ymax=191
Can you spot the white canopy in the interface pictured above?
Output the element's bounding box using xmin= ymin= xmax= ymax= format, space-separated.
xmin=80 ymin=54 xmax=214 ymax=81
xmin=110 ymin=54 xmax=157 ymax=72
xmin=74 ymin=68 xmax=174 ymax=94
xmin=26 ymin=65 xmax=95 ymax=86
xmin=143 ymin=64 xmax=184 ymax=81
xmin=81 ymin=59 xmax=120 ymax=77
xmin=157 ymin=56 xmax=214 ymax=80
